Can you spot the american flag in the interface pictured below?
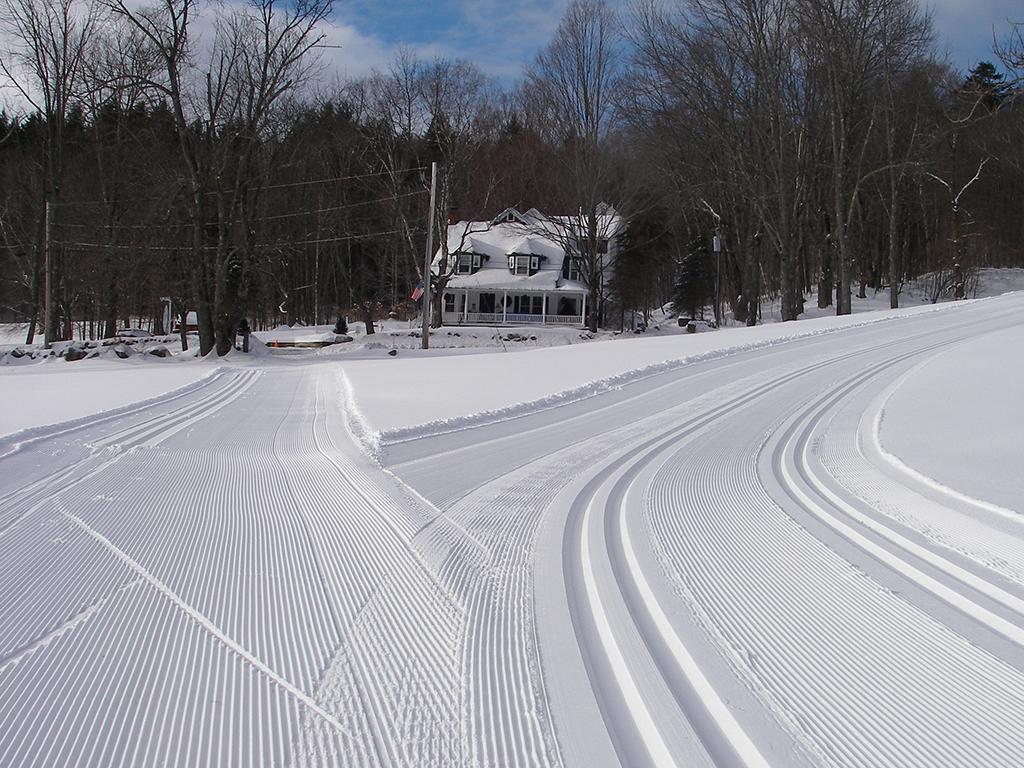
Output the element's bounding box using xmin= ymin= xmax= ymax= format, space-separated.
xmin=410 ymin=282 xmax=424 ymax=301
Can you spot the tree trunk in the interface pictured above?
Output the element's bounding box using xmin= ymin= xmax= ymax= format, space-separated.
xmin=431 ymin=281 xmax=444 ymax=329
xmin=44 ymin=199 xmax=60 ymax=345
xmin=817 ymin=243 xmax=832 ymax=309
xmin=780 ymin=245 xmax=800 ymax=322
xmin=889 ymin=203 xmax=899 ymax=310
xmin=587 ymin=282 xmax=599 ymax=333
xmin=744 ymin=235 xmax=760 ymax=327
xmin=25 ymin=242 xmax=42 ymax=345
xmin=178 ymin=310 xmax=189 ymax=352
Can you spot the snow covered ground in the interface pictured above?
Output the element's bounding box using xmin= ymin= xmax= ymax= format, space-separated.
xmin=0 ymin=359 xmax=216 ymax=439
xmin=1 ymin=284 xmax=1024 ymax=767
xmin=343 ymin=297 xmax=985 ymax=438
xmin=876 ymin=323 xmax=1024 ymax=513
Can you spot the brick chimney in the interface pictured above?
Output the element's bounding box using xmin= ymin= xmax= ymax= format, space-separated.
xmin=448 ymin=206 xmax=459 ymax=225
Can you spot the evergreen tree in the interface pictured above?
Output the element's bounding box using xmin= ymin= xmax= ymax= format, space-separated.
xmin=673 ymin=236 xmax=713 ymax=320
xmin=961 ymin=61 xmax=1011 ymax=111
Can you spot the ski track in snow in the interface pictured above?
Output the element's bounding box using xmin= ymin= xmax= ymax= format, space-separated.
xmin=2 ymin=294 xmax=1024 ymax=766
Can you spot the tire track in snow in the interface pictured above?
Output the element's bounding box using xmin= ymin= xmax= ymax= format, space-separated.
xmin=556 ymin=361 xmax=844 ymax=767
xmin=762 ymin=330 xmax=1024 ymax=653
xmin=640 ymin=373 xmax=1024 ymax=765
xmin=384 ymin=304 xmax=1020 ymax=767
xmin=805 ymin=361 xmax=1024 ymax=591
xmin=545 ymin=306 xmax=1023 ymax=766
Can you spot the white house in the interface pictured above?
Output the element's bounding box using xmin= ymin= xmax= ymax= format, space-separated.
xmin=435 ymin=206 xmax=622 ymax=327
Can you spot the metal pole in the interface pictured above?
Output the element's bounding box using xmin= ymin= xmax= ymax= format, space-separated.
xmin=422 ymin=162 xmax=438 ymax=350
xmin=44 ymin=200 xmax=55 ymax=348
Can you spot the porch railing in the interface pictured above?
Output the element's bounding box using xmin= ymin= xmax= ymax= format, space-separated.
xmin=441 ymin=311 xmax=583 ymax=327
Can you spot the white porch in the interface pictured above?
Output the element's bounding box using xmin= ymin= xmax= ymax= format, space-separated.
xmin=441 ymin=289 xmax=586 ymax=327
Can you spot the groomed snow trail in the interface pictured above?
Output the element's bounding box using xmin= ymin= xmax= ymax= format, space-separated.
xmin=0 ymin=367 xmax=464 ymax=767
xmin=388 ymin=294 xmax=1024 ymax=768
xmin=2 ymin=295 xmax=1023 ymax=766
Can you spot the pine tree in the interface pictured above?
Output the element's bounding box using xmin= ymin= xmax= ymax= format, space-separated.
xmin=961 ymin=61 xmax=1010 ymax=112
xmin=673 ymin=237 xmax=713 ymax=320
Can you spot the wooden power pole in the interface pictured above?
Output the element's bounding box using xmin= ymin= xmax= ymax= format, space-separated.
xmin=422 ymin=162 xmax=438 ymax=351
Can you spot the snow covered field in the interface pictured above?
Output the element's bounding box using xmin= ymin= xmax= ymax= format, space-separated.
xmin=0 ymin=360 xmax=215 ymax=439
xmin=1 ymin=289 xmax=1024 ymax=766
xmin=343 ymin=297 xmax=986 ymax=437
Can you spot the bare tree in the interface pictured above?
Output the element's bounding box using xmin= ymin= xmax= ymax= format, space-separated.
xmin=527 ymin=0 xmax=624 ymax=331
xmin=109 ymin=0 xmax=331 ymax=355
xmin=925 ymin=157 xmax=988 ymax=302
xmin=419 ymin=57 xmax=499 ymax=327
xmin=794 ymin=0 xmax=929 ymax=315
xmin=0 ymin=0 xmax=103 ymax=344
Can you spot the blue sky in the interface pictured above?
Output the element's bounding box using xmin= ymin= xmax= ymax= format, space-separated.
xmin=325 ymin=1 xmax=1022 ymax=82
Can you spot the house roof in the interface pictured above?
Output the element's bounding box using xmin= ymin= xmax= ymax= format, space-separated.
xmin=447 ymin=267 xmax=587 ymax=292
xmin=433 ymin=205 xmax=621 ymax=293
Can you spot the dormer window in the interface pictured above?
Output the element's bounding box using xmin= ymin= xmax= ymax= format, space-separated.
xmin=508 ymin=255 xmax=539 ymax=276
xmin=456 ymin=253 xmax=482 ymax=275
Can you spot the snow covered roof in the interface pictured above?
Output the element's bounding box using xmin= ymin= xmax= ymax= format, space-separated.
xmin=447 ymin=269 xmax=586 ymax=292
xmin=431 ymin=205 xmax=623 ymax=294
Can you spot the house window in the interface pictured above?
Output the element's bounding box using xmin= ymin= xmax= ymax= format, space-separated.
xmin=456 ymin=253 xmax=481 ymax=274
xmin=507 ymin=254 xmax=542 ymax=276
xmin=563 ymin=256 xmax=583 ymax=282
xmin=514 ymin=295 xmax=543 ymax=314
xmin=444 ymin=293 xmax=456 ymax=313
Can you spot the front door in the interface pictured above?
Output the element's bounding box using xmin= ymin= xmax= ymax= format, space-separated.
xmin=479 ymin=293 xmax=496 ymax=314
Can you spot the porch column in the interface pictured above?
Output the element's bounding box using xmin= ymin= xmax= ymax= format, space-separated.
xmin=463 ymin=290 xmax=469 ymax=324
xmin=502 ymin=290 xmax=508 ymax=323
xmin=541 ymin=292 xmax=547 ymax=325
xmin=581 ymin=292 xmax=587 ymax=327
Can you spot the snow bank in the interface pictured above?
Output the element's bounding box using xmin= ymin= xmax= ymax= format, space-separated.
xmin=876 ymin=322 xmax=1024 ymax=514
xmin=0 ymin=359 xmax=216 ymax=439
xmin=344 ymin=298 xmax=985 ymax=441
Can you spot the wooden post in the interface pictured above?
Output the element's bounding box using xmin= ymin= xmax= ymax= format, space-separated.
xmin=541 ymin=292 xmax=547 ymax=325
xmin=502 ymin=290 xmax=507 ymax=324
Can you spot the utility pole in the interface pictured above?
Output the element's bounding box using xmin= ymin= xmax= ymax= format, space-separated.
xmin=44 ymin=200 xmax=56 ymax=348
xmin=422 ymin=161 xmax=438 ymax=351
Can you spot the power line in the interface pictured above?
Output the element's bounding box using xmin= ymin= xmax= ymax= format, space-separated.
xmin=270 ymin=229 xmax=423 ymax=247
xmin=55 ymin=227 xmax=421 ymax=251
xmin=253 ymin=190 xmax=426 ymax=222
xmin=52 ymin=166 xmax=431 ymax=209
xmin=261 ymin=167 xmax=428 ymax=192
xmin=59 ymin=189 xmax=427 ymax=230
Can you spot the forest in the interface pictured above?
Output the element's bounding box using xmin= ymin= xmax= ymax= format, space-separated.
xmin=1 ymin=0 xmax=1023 ymax=353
